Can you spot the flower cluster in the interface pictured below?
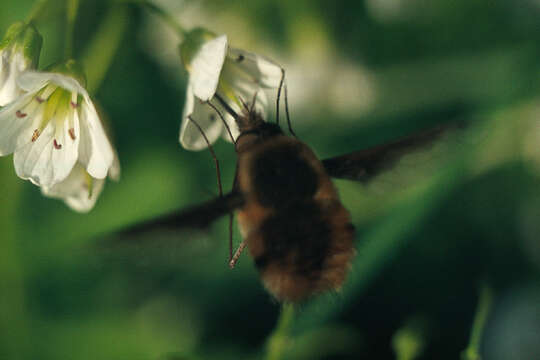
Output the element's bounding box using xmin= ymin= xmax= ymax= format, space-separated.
xmin=1 ymin=13 xmax=282 ymax=213
xmin=0 ymin=24 xmax=118 ymax=212
xmin=178 ymin=28 xmax=283 ymax=150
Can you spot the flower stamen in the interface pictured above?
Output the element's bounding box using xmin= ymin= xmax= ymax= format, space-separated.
xmin=15 ymin=110 xmax=27 ymax=118
xmin=67 ymin=92 xmax=78 ymax=138
xmin=35 ymin=84 xmax=58 ymax=105
xmin=53 ymin=139 xmax=62 ymax=149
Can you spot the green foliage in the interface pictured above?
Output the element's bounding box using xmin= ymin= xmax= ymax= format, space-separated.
xmin=1 ymin=0 xmax=540 ymax=359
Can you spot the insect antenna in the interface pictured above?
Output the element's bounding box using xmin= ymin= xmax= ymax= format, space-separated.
xmin=276 ymin=68 xmax=297 ymax=138
xmin=187 ymin=115 xmax=223 ymax=197
xmin=214 ymin=92 xmax=252 ymax=130
xmin=238 ymin=96 xmax=250 ymax=113
xmin=206 ymin=100 xmax=237 ymax=146
xmin=249 ymin=90 xmax=259 ymax=114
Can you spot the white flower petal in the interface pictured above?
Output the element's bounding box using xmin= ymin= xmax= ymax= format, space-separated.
xmin=41 ymin=163 xmax=84 ymax=197
xmin=77 ymin=95 xmax=114 ymax=179
xmin=0 ymin=92 xmax=43 ymax=155
xmin=179 ymin=84 xmax=224 ymax=150
xmin=64 ymin=177 xmax=104 ymax=212
xmin=50 ymin=111 xmax=80 ymax=183
xmin=227 ymin=48 xmax=283 ymax=88
xmin=108 ymin=150 xmax=121 ymax=181
xmin=205 ymin=94 xmax=241 ymax=143
xmin=13 ymin=121 xmax=57 ymax=187
xmin=0 ymin=52 xmax=28 ymax=106
xmin=190 ymin=34 xmax=228 ymax=101
xmin=41 ymin=163 xmax=105 ymax=213
xmin=220 ymin=109 xmax=240 ymax=143
xmin=17 ymin=71 xmax=87 ymax=96
xmin=0 ymin=50 xmax=6 ymax=87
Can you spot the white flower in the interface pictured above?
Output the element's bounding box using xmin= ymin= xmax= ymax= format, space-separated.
xmin=0 ymin=22 xmax=42 ymax=106
xmin=179 ymin=29 xmax=283 ymax=150
xmin=41 ymin=154 xmax=120 ymax=213
xmin=0 ymin=61 xmax=115 ymax=189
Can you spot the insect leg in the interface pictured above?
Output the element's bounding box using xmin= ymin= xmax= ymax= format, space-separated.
xmin=206 ymin=100 xmax=236 ymax=146
xmin=275 ymin=67 xmax=285 ymax=125
xmin=187 ymin=115 xmax=223 ymax=197
xmin=228 ymin=164 xmax=240 ymax=264
xmin=229 ymin=240 xmax=247 ymax=269
xmin=284 ymin=81 xmax=297 ymax=138
xmin=228 ymin=212 xmax=234 ymax=262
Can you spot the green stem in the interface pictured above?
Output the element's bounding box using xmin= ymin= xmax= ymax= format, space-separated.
xmin=142 ymin=1 xmax=187 ymax=36
xmin=80 ymin=3 xmax=129 ymax=94
xmin=64 ymin=0 xmax=79 ymax=59
xmin=124 ymin=0 xmax=187 ymax=37
xmin=265 ymin=304 xmax=295 ymax=360
xmin=462 ymin=284 xmax=493 ymax=360
xmin=26 ymin=0 xmax=49 ymax=23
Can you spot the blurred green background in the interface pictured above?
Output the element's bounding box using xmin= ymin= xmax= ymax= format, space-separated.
xmin=1 ymin=0 xmax=540 ymax=359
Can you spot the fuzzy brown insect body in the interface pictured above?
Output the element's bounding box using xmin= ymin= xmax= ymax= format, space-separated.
xmin=233 ymin=112 xmax=356 ymax=302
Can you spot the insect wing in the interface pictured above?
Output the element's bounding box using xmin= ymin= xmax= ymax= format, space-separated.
xmin=322 ymin=123 xmax=459 ymax=183
xmin=101 ymin=191 xmax=244 ymax=253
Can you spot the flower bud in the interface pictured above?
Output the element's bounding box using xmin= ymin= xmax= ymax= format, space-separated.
xmin=0 ymin=21 xmax=43 ymax=105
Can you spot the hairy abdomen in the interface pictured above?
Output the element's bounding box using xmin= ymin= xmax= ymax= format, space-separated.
xmin=237 ymin=136 xmax=356 ymax=302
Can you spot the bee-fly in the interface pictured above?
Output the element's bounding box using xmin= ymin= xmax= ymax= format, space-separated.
xmin=112 ymin=77 xmax=458 ymax=302
xmin=212 ymin=98 xmax=356 ymax=302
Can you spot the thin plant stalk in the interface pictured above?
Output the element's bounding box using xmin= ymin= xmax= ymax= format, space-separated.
xmin=265 ymin=304 xmax=295 ymax=360
xmin=26 ymin=0 xmax=49 ymax=23
xmin=462 ymin=284 xmax=494 ymax=360
xmin=81 ymin=3 xmax=129 ymax=93
xmin=64 ymin=0 xmax=79 ymax=59
xmin=121 ymin=0 xmax=187 ymax=37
